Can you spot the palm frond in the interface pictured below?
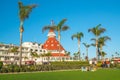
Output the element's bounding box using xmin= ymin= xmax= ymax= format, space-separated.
xmin=71 ymin=34 xmax=77 ymax=40
xmin=83 ymin=43 xmax=90 ymax=48
xmin=88 ymin=24 xmax=106 ymax=36
xmin=42 ymin=26 xmax=50 ymax=33
xmin=57 ymin=18 xmax=67 ymax=31
xmin=62 ymin=26 xmax=69 ymax=31
xmin=91 ymin=38 xmax=96 ymax=41
xmin=18 ymin=1 xmax=37 ymax=21
xmin=42 ymin=26 xmax=56 ymax=33
xmin=71 ymin=32 xmax=84 ymax=41
xmin=98 ymin=36 xmax=111 ymax=46
xmin=91 ymin=43 xmax=96 ymax=46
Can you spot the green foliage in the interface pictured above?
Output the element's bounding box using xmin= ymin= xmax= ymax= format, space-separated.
xmin=0 ymin=61 xmax=90 ymax=73
xmin=116 ymin=64 xmax=120 ymax=69
xmin=51 ymin=61 xmax=89 ymax=70
xmin=71 ymin=32 xmax=84 ymax=41
xmin=0 ymin=61 xmax=3 ymax=69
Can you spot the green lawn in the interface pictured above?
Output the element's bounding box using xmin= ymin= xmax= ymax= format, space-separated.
xmin=0 ymin=69 xmax=120 ymax=80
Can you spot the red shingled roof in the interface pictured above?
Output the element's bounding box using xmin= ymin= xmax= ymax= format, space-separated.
xmin=43 ymin=37 xmax=64 ymax=50
xmin=42 ymin=29 xmax=65 ymax=51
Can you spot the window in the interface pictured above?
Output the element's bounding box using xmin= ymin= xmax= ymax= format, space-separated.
xmin=40 ymin=50 xmax=42 ymax=52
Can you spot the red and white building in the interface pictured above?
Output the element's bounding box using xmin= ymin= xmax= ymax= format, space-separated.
xmin=42 ymin=29 xmax=69 ymax=61
xmin=0 ymin=29 xmax=70 ymax=65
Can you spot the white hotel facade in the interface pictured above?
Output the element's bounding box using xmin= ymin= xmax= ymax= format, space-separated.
xmin=0 ymin=29 xmax=71 ymax=65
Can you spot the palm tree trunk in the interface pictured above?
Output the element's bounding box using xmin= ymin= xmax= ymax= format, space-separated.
xmin=58 ymin=31 xmax=61 ymax=61
xmin=96 ymin=36 xmax=98 ymax=61
xmin=19 ymin=21 xmax=24 ymax=68
xmin=100 ymin=44 xmax=103 ymax=60
xmin=78 ymin=39 xmax=80 ymax=60
xmin=19 ymin=31 xmax=22 ymax=67
xmin=86 ymin=48 xmax=88 ymax=60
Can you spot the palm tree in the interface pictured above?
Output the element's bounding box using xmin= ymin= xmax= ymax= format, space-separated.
xmin=65 ymin=51 xmax=70 ymax=56
xmin=101 ymin=51 xmax=107 ymax=59
xmin=115 ymin=52 xmax=119 ymax=57
xmin=88 ymin=24 xmax=106 ymax=60
xmin=42 ymin=19 xmax=69 ymax=43
xmin=18 ymin=1 xmax=37 ymax=67
xmin=83 ymin=43 xmax=90 ymax=60
xmin=71 ymin=32 xmax=84 ymax=60
xmin=98 ymin=36 xmax=111 ymax=59
xmin=42 ymin=19 xmax=69 ymax=60
xmin=91 ymin=38 xmax=102 ymax=60
xmin=73 ymin=52 xmax=79 ymax=60
xmin=111 ymin=54 xmax=114 ymax=59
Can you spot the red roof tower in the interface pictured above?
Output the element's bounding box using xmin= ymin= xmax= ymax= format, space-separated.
xmin=42 ymin=26 xmax=66 ymax=56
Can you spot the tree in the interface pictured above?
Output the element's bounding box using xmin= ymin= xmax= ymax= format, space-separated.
xmin=30 ymin=51 xmax=40 ymax=65
xmin=88 ymin=24 xmax=106 ymax=60
xmin=31 ymin=52 xmax=39 ymax=59
xmin=98 ymin=36 xmax=111 ymax=59
xmin=42 ymin=19 xmax=69 ymax=60
xmin=18 ymin=1 xmax=37 ymax=67
xmin=8 ymin=46 xmax=19 ymax=63
xmin=9 ymin=47 xmax=18 ymax=53
xmin=65 ymin=51 xmax=70 ymax=56
xmin=71 ymin=32 xmax=84 ymax=60
xmin=115 ymin=52 xmax=119 ymax=57
xmin=101 ymin=51 xmax=107 ymax=59
xmin=83 ymin=43 xmax=90 ymax=60
xmin=73 ymin=52 xmax=79 ymax=60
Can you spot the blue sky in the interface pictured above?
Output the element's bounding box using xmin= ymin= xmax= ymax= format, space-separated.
xmin=0 ymin=0 xmax=120 ymax=58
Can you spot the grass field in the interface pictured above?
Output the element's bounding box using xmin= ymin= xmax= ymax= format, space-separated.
xmin=0 ymin=69 xmax=120 ymax=80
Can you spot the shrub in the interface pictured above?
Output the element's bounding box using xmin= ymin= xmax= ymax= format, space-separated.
xmin=0 ymin=61 xmax=3 ymax=70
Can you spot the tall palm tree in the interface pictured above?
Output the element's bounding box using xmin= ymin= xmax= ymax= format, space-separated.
xmin=88 ymin=24 xmax=106 ymax=60
xmin=42 ymin=19 xmax=69 ymax=60
xmin=18 ymin=1 xmax=37 ymax=67
xmin=98 ymin=36 xmax=111 ymax=59
xmin=71 ymin=32 xmax=84 ymax=60
xmin=83 ymin=43 xmax=90 ymax=60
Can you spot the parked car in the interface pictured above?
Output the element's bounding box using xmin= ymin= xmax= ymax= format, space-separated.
xmin=25 ymin=60 xmax=35 ymax=65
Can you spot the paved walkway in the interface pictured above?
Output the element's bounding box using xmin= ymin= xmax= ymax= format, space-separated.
xmin=0 ymin=69 xmax=81 ymax=75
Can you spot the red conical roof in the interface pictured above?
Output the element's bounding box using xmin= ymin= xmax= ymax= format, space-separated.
xmin=43 ymin=29 xmax=65 ymax=51
xmin=42 ymin=37 xmax=64 ymax=50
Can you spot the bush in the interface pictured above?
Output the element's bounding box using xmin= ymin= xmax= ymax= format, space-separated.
xmin=50 ymin=61 xmax=89 ymax=70
xmin=0 ymin=61 xmax=3 ymax=70
xmin=0 ymin=67 xmax=8 ymax=73
xmin=0 ymin=61 xmax=90 ymax=73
